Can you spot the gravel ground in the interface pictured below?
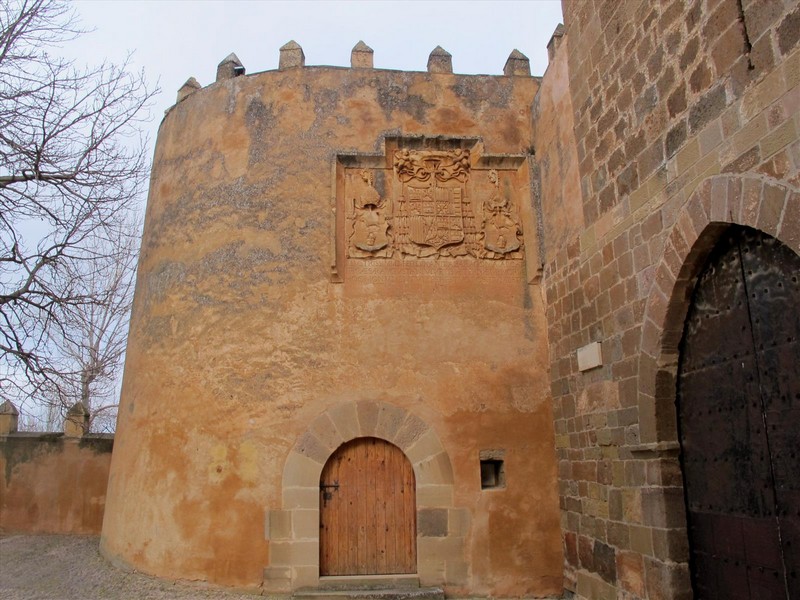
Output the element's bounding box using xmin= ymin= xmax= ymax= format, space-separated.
xmin=0 ymin=534 xmax=265 ymax=599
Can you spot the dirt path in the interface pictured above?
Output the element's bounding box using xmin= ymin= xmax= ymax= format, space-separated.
xmin=0 ymin=534 xmax=266 ymax=599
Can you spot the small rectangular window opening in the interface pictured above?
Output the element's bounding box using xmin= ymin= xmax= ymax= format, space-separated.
xmin=479 ymin=449 xmax=506 ymax=490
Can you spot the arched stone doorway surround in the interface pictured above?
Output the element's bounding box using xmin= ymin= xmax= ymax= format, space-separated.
xmin=631 ymin=174 xmax=799 ymax=594
xmin=637 ymin=174 xmax=799 ymax=446
xmin=263 ymin=400 xmax=467 ymax=593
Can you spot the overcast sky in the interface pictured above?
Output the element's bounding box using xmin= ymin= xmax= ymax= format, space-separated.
xmin=67 ymin=0 xmax=564 ymax=151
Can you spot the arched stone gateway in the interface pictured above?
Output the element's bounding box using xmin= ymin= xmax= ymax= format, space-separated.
xmin=676 ymin=226 xmax=799 ymax=598
xmin=637 ymin=175 xmax=800 ymax=599
xmin=638 ymin=174 xmax=800 ymax=446
xmin=264 ymin=401 xmax=465 ymax=592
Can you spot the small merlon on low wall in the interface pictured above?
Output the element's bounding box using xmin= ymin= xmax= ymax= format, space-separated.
xmin=0 ymin=401 xmax=113 ymax=535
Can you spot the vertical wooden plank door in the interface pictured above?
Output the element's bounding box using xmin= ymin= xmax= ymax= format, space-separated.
xmin=319 ymin=437 xmax=417 ymax=576
xmin=677 ymin=226 xmax=799 ymax=599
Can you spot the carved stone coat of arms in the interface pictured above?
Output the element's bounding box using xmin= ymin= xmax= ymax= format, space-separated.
xmin=393 ymin=149 xmax=474 ymax=258
xmin=340 ymin=144 xmax=525 ymax=263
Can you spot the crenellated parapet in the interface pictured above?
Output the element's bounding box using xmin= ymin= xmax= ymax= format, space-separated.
xmin=173 ymin=41 xmax=533 ymax=106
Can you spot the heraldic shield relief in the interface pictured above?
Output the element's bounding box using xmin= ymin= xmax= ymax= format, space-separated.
xmin=342 ymin=145 xmax=524 ymax=260
xmin=348 ymin=169 xmax=393 ymax=258
xmin=394 ymin=149 xmax=473 ymax=257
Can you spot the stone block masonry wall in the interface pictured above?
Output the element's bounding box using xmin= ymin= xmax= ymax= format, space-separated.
xmin=537 ymin=0 xmax=800 ymax=598
xmin=566 ymin=0 xmax=799 ymax=227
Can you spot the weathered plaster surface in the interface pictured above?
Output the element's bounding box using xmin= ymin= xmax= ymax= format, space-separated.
xmin=102 ymin=66 xmax=562 ymax=595
xmin=1 ymin=434 xmax=112 ymax=534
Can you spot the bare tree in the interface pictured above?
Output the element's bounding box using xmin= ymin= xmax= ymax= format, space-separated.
xmin=0 ymin=0 xmax=155 ymax=426
xmin=39 ymin=221 xmax=139 ymax=432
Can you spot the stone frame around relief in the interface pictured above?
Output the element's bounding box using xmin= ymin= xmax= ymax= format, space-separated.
xmin=330 ymin=136 xmax=540 ymax=283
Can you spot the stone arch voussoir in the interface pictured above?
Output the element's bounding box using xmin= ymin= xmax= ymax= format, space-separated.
xmin=283 ymin=400 xmax=452 ymax=491
xmin=265 ymin=400 xmax=460 ymax=592
xmin=637 ymin=173 xmax=800 ymax=444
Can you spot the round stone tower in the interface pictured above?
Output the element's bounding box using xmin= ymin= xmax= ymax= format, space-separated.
xmin=101 ymin=43 xmax=563 ymax=596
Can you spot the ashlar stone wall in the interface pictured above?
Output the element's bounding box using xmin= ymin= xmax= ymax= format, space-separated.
xmin=536 ymin=0 xmax=800 ymax=598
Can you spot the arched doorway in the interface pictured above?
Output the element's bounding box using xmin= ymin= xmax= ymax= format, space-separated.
xmin=677 ymin=225 xmax=799 ymax=599
xmin=319 ymin=437 xmax=417 ymax=576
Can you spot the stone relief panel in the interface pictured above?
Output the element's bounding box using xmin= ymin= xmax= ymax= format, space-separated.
xmin=339 ymin=143 xmax=526 ymax=264
xmin=347 ymin=169 xmax=393 ymax=258
xmin=481 ymin=169 xmax=522 ymax=258
xmin=393 ymin=149 xmax=475 ymax=258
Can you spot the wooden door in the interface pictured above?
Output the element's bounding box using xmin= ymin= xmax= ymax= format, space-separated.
xmin=319 ymin=437 xmax=416 ymax=576
xmin=677 ymin=226 xmax=799 ymax=599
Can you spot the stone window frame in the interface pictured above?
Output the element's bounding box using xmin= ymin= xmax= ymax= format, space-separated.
xmin=264 ymin=400 xmax=469 ymax=592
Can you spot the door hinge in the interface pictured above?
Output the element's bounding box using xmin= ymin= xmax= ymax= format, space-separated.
xmin=320 ymin=481 xmax=339 ymax=505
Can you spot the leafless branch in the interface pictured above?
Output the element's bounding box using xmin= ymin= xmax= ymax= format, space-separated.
xmin=0 ymin=0 xmax=156 ymax=430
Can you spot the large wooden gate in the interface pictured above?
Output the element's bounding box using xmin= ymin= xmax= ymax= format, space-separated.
xmin=677 ymin=226 xmax=799 ymax=599
xmin=319 ymin=437 xmax=416 ymax=576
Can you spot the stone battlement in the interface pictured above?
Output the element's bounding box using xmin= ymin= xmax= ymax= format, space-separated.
xmin=176 ymin=40 xmax=534 ymax=105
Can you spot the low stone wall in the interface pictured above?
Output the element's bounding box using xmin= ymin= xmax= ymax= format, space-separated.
xmin=0 ymin=402 xmax=113 ymax=534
